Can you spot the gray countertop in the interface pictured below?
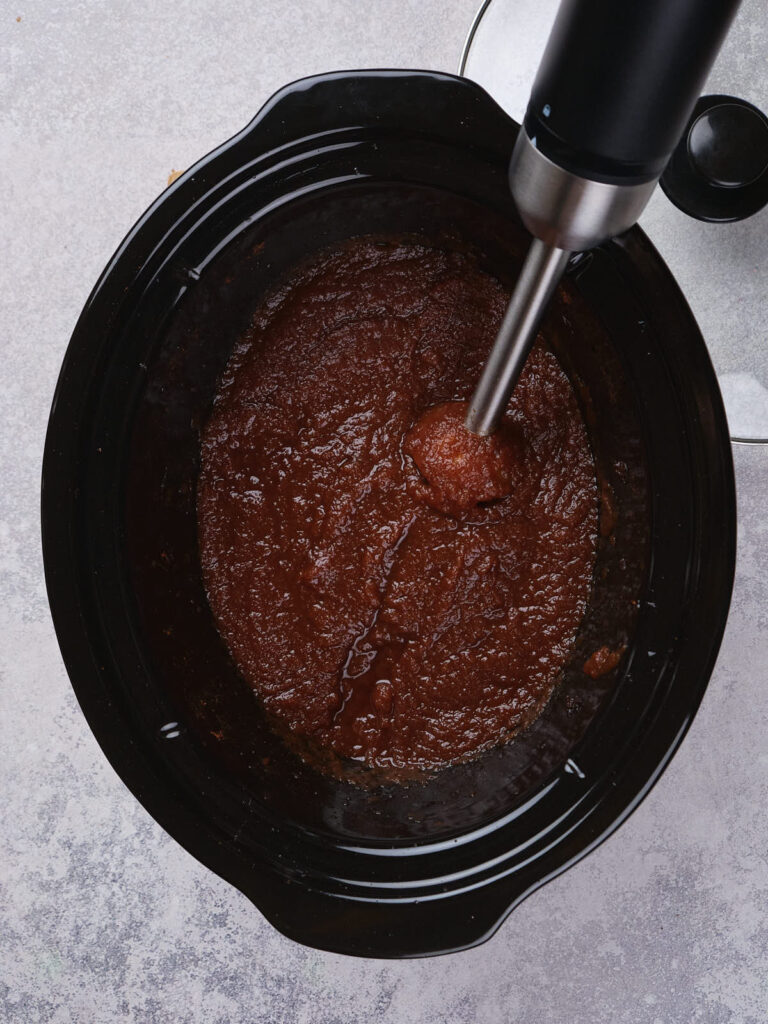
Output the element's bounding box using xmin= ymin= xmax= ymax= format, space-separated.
xmin=2 ymin=2 xmax=767 ymax=1021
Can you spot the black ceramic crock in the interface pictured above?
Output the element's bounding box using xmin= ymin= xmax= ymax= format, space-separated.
xmin=42 ymin=71 xmax=736 ymax=958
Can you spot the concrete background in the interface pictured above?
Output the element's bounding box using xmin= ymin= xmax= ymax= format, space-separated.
xmin=2 ymin=1 xmax=767 ymax=1021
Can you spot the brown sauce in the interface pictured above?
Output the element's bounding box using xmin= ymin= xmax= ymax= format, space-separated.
xmin=197 ymin=238 xmax=598 ymax=772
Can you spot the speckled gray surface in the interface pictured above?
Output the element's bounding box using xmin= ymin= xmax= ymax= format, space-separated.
xmin=2 ymin=2 xmax=767 ymax=1021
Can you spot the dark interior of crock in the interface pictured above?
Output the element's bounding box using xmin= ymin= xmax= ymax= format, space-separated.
xmin=124 ymin=182 xmax=648 ymax=842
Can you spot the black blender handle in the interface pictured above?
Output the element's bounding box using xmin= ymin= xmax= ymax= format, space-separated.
xmin=524 ymin=0 xmax=742 ymax=186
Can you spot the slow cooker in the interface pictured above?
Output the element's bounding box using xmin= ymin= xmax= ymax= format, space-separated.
xmin=42 ymin=71 xmax=736 ymax=957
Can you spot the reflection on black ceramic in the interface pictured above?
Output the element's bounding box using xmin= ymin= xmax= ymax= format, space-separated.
xmin=42 ymin=71 xmax=735 ymax=958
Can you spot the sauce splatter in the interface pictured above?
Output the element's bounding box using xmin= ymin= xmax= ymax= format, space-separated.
xmin=583 ymin=645 xmax=625 ymax=678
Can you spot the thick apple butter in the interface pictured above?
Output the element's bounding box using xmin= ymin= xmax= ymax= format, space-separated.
xmin=198 ymin=238 xmax=598 ymax=772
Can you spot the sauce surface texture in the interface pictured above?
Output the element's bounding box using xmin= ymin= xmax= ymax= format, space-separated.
xmin=198 ymin=239 xmax=598 ymax=772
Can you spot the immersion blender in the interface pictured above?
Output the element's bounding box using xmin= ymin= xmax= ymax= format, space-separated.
xmin=466 ymin=0 xmax=742 ymax=435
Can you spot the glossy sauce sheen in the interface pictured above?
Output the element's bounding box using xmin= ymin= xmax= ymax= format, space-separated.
xmin=198 ymin=239 xmax=598 ymax=772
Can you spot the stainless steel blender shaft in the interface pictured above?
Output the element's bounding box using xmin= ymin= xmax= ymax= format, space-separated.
xmin=464 ymin=238 xmax=571 ymax=436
